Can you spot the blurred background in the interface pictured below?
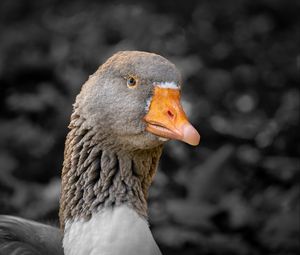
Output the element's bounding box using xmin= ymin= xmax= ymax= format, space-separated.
xmin=0 ymin=0 xmax=299 ymax=254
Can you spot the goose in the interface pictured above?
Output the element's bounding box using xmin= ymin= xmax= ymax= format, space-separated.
xmin=0 ymin=51 xmax=200 ymax=255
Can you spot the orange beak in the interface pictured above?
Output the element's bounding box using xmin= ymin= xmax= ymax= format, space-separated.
xmin=144 ymin=86 xmax=200 ymax=146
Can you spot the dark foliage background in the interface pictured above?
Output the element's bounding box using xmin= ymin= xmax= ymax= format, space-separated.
xmin=0 ymin=0 xmax=299 ymax=254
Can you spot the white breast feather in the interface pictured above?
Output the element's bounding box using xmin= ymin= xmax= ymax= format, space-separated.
xmin=63 ymin=206 xmax=161 ymax=255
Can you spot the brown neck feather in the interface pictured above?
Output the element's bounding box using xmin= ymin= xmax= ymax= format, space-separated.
xmin=59 ymin=111 xmax=163 ymax=229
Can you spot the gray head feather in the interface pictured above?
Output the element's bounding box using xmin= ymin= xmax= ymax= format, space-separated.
xmin=76 ymin=51 xmax=181 ymax=150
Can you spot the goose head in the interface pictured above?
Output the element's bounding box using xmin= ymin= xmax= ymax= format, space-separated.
xmin=75 ymin=51 xmax=200 ymax=151
xmin=61 ymin=51 xmax=200 ymax=255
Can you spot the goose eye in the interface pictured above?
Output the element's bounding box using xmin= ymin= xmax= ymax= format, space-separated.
xmin=127 ymin=77 xmax=137 ymax=88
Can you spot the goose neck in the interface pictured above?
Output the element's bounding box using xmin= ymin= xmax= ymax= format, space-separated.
xmin=59 ymin=114 xmax=163 ymax=228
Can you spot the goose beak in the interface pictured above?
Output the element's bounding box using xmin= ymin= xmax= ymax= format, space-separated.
xmin=144 ymin=86 xmax=200 ymax=146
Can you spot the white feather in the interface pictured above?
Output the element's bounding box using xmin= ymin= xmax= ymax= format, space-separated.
xmin=158 ymin=137 xmax=169 ymax=142
xmin=63 ymin=206 xmax=161 ymax=255
xmin=145 ymin=97 xmax=152 ymax=112
xmin=153 ymin=81 xmax=179 ymax=89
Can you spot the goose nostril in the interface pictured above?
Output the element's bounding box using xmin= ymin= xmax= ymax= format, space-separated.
xmin=167 ymin=110 xmax=175 ymax=119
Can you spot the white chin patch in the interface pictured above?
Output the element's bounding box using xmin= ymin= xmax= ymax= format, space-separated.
xmin=153 ymin=81 xmax=180 ymax=89
xmin=158 ymin=137 xmax=169 ymax=142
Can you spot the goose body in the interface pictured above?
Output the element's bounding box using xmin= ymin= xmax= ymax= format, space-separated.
xmin=0 ymin=215 xmax=63 ymax=254
xmin=0 ymin=51 xmax=200 ymax=255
